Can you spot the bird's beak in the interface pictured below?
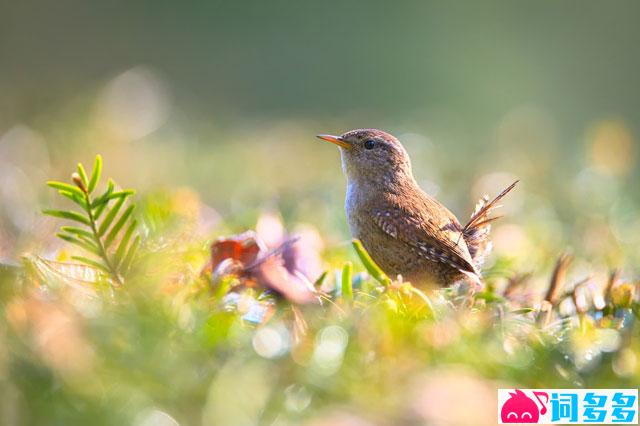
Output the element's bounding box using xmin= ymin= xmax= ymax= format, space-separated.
xmin=316 ymin=134 xmax=350 ymax=149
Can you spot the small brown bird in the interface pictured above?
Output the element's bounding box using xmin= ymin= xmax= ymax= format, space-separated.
xmin=317 ymin=129 xmax=517 ymax=287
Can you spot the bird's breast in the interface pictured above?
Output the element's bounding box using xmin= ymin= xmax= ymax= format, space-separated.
xmin=344 ymin=182 xmax=361 ymax=235
xmin=344 ymin=181 xmax=381 ymax=239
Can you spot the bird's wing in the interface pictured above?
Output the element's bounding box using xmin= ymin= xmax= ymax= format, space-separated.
xmin=371 ymin=200 xmax=478 ymax=275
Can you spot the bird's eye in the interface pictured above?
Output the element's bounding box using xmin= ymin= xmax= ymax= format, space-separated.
xmin=364 ymin=139 xmax=376 ymax=150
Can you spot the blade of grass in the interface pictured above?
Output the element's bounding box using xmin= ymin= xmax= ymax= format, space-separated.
xmin=352 ymin=239 xmax=391 ymax=286
xmin=341 ymin=261 xmax=353 ymax=302
xmin=511 ymin=307 xmax=535 ymax=315
xmin=314 ymin=271 xmax=328 ymax=288
xmin=405 ymin=285 xmax=434 ymax=318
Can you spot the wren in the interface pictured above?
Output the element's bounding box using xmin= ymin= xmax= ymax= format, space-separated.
xmin=318 ymin=129 xmax=517 ymax=287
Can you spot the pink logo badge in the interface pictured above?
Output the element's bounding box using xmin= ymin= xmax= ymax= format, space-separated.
xmin=501 ymin=389 xmax=549 ymax=423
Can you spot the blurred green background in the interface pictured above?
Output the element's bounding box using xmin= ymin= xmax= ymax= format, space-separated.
xmin=2 ymin=0 xmax=639 ymax=270
xmin=1 ymin=2 xmax=640 ymax=425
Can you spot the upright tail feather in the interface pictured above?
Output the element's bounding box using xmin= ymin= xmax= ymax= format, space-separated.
xmin=462 ymin=180 xmax=519 ymax=268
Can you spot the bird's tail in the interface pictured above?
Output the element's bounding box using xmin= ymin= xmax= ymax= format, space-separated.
xmin=462 ymin=180 xmax=519 ymax=268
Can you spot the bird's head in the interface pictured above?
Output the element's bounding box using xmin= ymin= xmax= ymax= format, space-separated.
xmin=317 ymin=129 xmax=414 ymax=185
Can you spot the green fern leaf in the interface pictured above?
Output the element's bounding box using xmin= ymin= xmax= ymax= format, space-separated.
xmin=57 ymin=233 xmax=100 ymax=255
xmin=92 ymin=179 xmax=115 ymax=205
xmin=43 ymin=209 xmax=91 ymax=226
xmin=104 ymin=205 xmax=135 ymax=248
xmin=114 ymin=219 xmax=137 ymax=266
xmin=93 ymin=180 xmax=115 ymax=219
xmin=47 ymin=181 xmax=84 ymax=198
xmin=70 ymin=256 xmax=111 ymax=274
xmin=120 ymin=235 xmax=140 ymax=273
xmin=92 ymin=190 xmax=134 ymax=210
xmin=98 ymin=196 xmax=126 ymax=236
xmin=87 ymin=155 xmax=102 ymax=193
xmin=60 ymin=226 xmax=94 ymax=239
xmin=77 ymin=163 xmax=89 ymax=187
xmin=57 ymin=190 xmax=88 ymax=209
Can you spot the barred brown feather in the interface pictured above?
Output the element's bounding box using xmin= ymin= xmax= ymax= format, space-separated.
xmin=463 ymin=180 xmax=519 ymax=268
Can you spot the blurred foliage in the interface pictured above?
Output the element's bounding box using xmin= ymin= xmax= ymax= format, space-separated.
xmin=1 ymin=180 xmax=639 ymax=425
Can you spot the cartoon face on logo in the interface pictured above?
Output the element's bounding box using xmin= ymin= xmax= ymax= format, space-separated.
xmin=501 ymin=389 xmax=548 ymax=423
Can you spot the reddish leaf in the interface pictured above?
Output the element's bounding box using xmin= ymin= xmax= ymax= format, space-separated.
xmin=208 ymin=230 xmax=320 ymax=305
xmin=210 ymin=231 xmax=262 ymax=269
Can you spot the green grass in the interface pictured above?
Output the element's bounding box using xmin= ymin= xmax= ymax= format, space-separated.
xmin=0 ymin=159 xmax=638 ymax=426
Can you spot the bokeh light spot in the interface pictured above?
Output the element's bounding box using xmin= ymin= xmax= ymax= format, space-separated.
xmin=252 ymin=324 xmax=290 ymax=359
xmin=587 ymin=120 xmax=635 ymax=177
xmin=98 ymin=67 xmax=171 ymax=141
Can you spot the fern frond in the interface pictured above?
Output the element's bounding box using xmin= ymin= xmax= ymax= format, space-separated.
xmin=44 ymin=155 xmax=140 ymax=287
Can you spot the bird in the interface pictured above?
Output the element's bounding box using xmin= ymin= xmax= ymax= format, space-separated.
xmin=317 ymin=129 xmax=518 ymax=287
